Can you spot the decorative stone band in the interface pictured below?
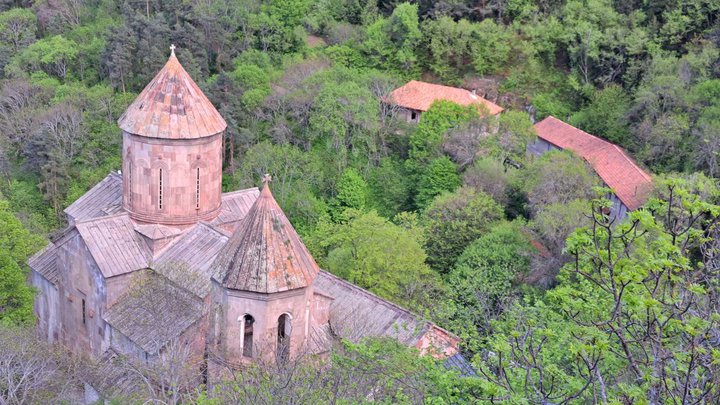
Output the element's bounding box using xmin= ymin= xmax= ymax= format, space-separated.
xmin=126 ymin=202 xmax=223 ymax=225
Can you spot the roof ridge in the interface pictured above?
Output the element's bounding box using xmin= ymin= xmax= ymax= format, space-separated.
xmin=196 ymin=220 xmax=230 ymax=238
xmin=221 ymin=187 xmax=260 ymax=197
xmin=28 ymin=243 xmax=55 ymax=266
xmin=608 ymin=144 xmax=653 ymax=181
xmin=543 ymin=116 xmax=611 ymax=147
xmin=75 ymin=211 xmax=130 ymax=226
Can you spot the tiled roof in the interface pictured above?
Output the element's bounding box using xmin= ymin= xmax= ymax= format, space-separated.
xmin=104 ymin=272 xmax=204 ymax=355
xmin=211 ymin=188 xmax=259 ymax=227
xmin=134 ymin=223 xmax=181 ymax=241
xmin=212 ymin=182 xmax=320 ymax=293
xmin=387 ymin=80 xmax=504 ymax=115
xmin=313 ymin=271 xmax=430 ymax=346
xmin=64 ymin=172 xmax=123 ymax=223
xmin=87 ymin=349 xmax=148 ymax=400
xmin=154 ymin=223 xmax=229 ymax=297
xmin=76 ymin=214 xmax=152 ymax=278
xmin=534 ymin=116 xmax=653 ymax=211
xmin=308 ymin=324 xmax=334 ymax=355
xmin=28 ymin=244 xmax=59 ymax=285
xmin=117 ymin=50 xmax=226 ymax=139
xmin=444 ymin=353 xmax=477 ymax=377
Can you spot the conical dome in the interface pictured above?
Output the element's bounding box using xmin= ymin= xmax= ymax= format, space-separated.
xmin=213 ymin=177 xmax=320 ymax=293
xmin=118 ymin=46 xmax=226 ymax=139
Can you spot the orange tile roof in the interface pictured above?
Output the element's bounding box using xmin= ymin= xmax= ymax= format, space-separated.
xmin=212 ymin=179 xmax=320 ymax=293
xmin=534 ymin=116 xmax=653 ymax=211
xmin=118 ymin=49 xmax=226 ymax=139
xmin=387 ymin=80 xmax=504 ymax=115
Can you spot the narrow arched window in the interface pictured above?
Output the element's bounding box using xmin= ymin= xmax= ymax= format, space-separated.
xmin=241 ymin=314 xmax=254 ymax=358
xmin=158 ymin=168 xmax=164 ymax=210
xmin=195 ymin=167 xmax=200 ymax=209
xmin=277 ymin=313 xmax=291 ymax=362
xmin=81 ymin=299 xmax=86 ymax=325
xmin=127 ymin=161 xmax=133 ymax=205
xmin=214 ymin=306 xmax=221 ymax=346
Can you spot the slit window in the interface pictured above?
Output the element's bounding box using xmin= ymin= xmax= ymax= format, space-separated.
xmin=81 ymin=299 xmax=86 ymax=325
xmin=196 ymin=167 xmax=200 ymax=209
xmin=214 ymin=306 xmax=221 ymax=346
xmin=159 ymin=168 xmax=163 ymax=210
xmin=128 ymin=162 xmax=133 ymax=205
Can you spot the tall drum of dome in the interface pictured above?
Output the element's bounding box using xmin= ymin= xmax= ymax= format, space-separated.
xmin=118 ymin=45 xmax=226 ymax=225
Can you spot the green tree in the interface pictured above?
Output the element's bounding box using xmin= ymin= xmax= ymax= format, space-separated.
xmin=312 ymin=210 xmax=440 ymax=307
xmin=331 ymin=167 xmax=369 ymax=221
xmin=570 ymin=84 xmax=630 ymax=144
xmin=408 ymin=100 xmax=478 ymax=170
xmin=447 ymin=221 xmax=533 ymax=351
xmin=231 ymin=142 xmax=329 ymax=234
xmin=489 ymin=110 xmax=536 ymax=164
xmin=0 ymin=199 xmax=45 ymax=325
xmin=476 ymin=177 xmax=720 ymax=403
xmin=521 ymin=150 xmax=598 ymax=215
xmin=415 ymin=156 xmax=460 ymax=209
xmin=309 ymin=77 xmax=380 ymax=171
xmin=8 ymin=35 xmax=79 ymax=80
xmin=0 ymin=9 xmax=37 ymax=76
xmin=367 ymin=157 xmax=411 ymax=218
xmin=423 ymin=186 xmax=504 ymax=273
xmin=362 ymin=2 xmax=421 ymax=73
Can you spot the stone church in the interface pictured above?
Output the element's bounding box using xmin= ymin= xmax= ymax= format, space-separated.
xmin=28 ymin=48 xmax=460 ymax=375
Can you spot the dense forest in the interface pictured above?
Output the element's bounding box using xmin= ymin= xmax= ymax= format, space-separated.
xmin=2 ymin=0 xmax=720 ymax=402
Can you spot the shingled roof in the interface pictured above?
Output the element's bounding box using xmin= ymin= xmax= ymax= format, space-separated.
xmin=75 ymin=214 xmax=152 ymax=278
xmin=117 ymin=47 xmax=226 ymax=139
xmin=28 ymin=244 xmax=60 ymax=285
xmin=212 ymin=179 xmax=320 ymax=293
xmin=388 ymin=80 xmax=504 ymax=115
xmin=154 ymin=223 xmax=229 ymax=297
xmin=534 ymin=116 xmax=653 ymax=211
xmin=211 ymin=188 xmax=260 ymax=227
xmin=313 ymin=271 xmax=431 ymax=346
xmin=104 ymin=272 xmax=204 ymax=355
xmin=64 ymin=172 xmax=122 ymax=224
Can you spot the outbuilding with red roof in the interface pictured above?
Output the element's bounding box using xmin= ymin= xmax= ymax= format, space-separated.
xmin=530 ymin=116 xmax=653 ymax=218
xmin=387 ymin=80 xmax=504 ymax=123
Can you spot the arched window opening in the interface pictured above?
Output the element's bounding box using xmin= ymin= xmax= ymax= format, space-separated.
xmin=277 ymin=314 xmax=291 ymax=362
xmin=158 ymin=168 xmax=164 ymax=210
xmin=195 ymin=167 xmax=200 ymax=209
xmin=241 ymin=314 xmax=254 ymax=358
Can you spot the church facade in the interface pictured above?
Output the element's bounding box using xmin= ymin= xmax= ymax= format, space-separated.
xmin=28 ymin=48 xmax=459 ymax=376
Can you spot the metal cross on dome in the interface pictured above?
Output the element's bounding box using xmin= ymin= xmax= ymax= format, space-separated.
xmin=262 ymin=173 xmax=272 ymax=185
xmin=170 ymin=44 xmax=176 ymax=55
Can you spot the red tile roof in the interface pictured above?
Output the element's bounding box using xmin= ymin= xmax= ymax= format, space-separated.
xmin=387 ymin=80 xmax=504 ymax=115
xmin=534 ymin=116 xmax=653 ymax=211
xmin=212 ymin=180 xmax=320 ymax=293
xmin=117 ymin=49 xmax=226 ymax=139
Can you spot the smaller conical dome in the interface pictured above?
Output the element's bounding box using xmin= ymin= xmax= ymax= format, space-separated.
xmin=118 ymin=45 xmax=226 ymax=139
xmin=213 ymin=176 xmax=320 ymax=293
